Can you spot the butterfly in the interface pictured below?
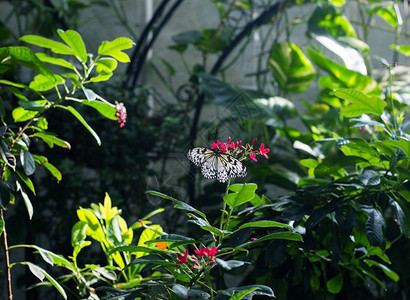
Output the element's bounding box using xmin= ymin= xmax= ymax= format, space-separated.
xmin=187 ymin=147 xmax=247 ymax=183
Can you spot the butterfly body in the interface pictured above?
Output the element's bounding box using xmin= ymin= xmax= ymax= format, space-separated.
xmin=187 ymin=147 xmax=247 ymax=183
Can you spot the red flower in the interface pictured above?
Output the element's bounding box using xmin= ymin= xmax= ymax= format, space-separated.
xmin=252 ymin=138 xmax=257 ymax=145
xmin=226 ymin=137 xmax=231 ymax=143
xmin=219 ymin=143 xmax=227 ymax=153
xmin=249 ymin=153 xmax=257 ymax=162
xmin=258 ymin=143 xmax=270 ymax=159
xmin=194 ymin=248 xmax=207 ymax=257
xmin=211 ymin=140 xmax=220 ymax=149
xmin=176 ymin=250 xmax=189 ymax=264
xmin=203 ymin=246 xmax=220 ymax=263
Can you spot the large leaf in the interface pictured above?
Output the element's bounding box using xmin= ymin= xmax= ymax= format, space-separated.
xmin=35 ymin=53 xmax=75 ymax=70
xmin=98 ymin=37 xmax=134 ymax=63
xmin=20 ymin=35 xmax=74 ymax=56
xmin=314 ymin=156 xmax=368 ymax=177
xmin=335 ymin=89 xmax=386 ymax=117
xmin=57 ymin=29 xmax=87 ymax=62
xmin=327 ymin=273 xmax=343 ymax=294
xmin=308 ymin=49 xmax=380 ymax=96
xmin=80 ymin=100 xmax=117 ymax=120
xmin=2 ymin=46 xmax=55 ymax=80
xmin=269 ymin=42 xmax=316 ymax=93
xmin=57 ymin=105 xmax=101 ymax=145
xmin=220 ymin=285 xmax=274 ymax=298
xmin=32 ymin=132 xmax=71 ymax=149
xmin=223 ymin=183 xmax=258 ymax=208
xmin=198 ymin=73 xmax=238 ymax=105
xmin=21 ymin=262 xmax=67 ymax=299
xmin=389 ymin=199 xmax=408 ymax=238
xmin=238 ymin=220 xmax=294 ymax=230
xmin=362 ymin=206 xmax=385 ymax=246
xmin=20 ymin=148 xmax=35 ymax=176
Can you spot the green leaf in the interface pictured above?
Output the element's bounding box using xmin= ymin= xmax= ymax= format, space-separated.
xmin=172 ymin=30 xmax=202 ymax=45
xmin=21 ymin=262 xmax=67 ymax=299
xmin=80 ymin=100 xmax=116 ymax=120
xmin=18 ymin=100 xmax=45 ymax=112
xmin=29 ymin=74 xmax=61 ymax=91
xmin=0 ymin=141 xmax=16 ymax=170
xmin=362 ymin=206 xmax=385 ymax=246
xmin=364 ymin=259 xmax=399 ymax=282
xmin=389 ymin=199 xmax=408 ymax=238
xmin=57 ymin=105 xmax=101 ymax=145
xmin=0 ymin=79 xmax=28 ymax=89
xmin=382 ymin=138 xmax=410 ymax=158
xmin=358 ymin=169 xmax=380 ymax=186
xmin=308 ymin=49 xmax=380 ymax=95
xmin=57 ymin=29 xmax=87 ymax=62
xmin=16 ymin=170 xmax=35 ymax=195
xmin=220 ymin=285 xmax=274 ymax=298
xmin=20 ymin=148 xmax=35 ymax=176
xmin=71 ymin=221 xmax=88 ymax=247
xmin=224 ymin=183 xmax=258 ymax=208
xmin=98 ymin=37 xmax=134 ymax=63
xmin=216 ymin=259 xmax=248 ymax=271
xmin=33 ymin=156 xmax=62 ymax=182
xmin=0 ymin=180 xmax=13 ymax=208
xmin=238 ymin=220 xmax=294 ymax=230
xmin=335 ymin=89 xmax=386 ymax=117
xmin=269 ymin=42 xmax=316 ymax=93
xmin=391 ymin=44 xmax=410 ymax=56
xmin=254 ymin=97 xmax=297 ymax=121
xmin=17 ymin=182 xmax=33 ymax=220
xmin=95 ymin=57 xmax=118 ymax=73
xmin=198 ymin=73 xmax=239 ymax=105
xmin=12 ymin=107 xmax=38 ymax=122
xmin=32 ymin=132 xmax=71 ymax=149
xmin=35 ymin=52 xmax=75 ymax=70
xmin=229 ymin=288 xmax=258 ymax=300
xmin=3 ymin=46 xmax=56 ymax=79
xmin=146 ymin=234 xmax=195 ymax=245
xmin=314 ymin=156 xmax=368 ymax=177
xmin=172 ymin=284 xmax=188 ymax=298
xmin=0 ymin=217 xmax=3 ymax=238
xmin=145 ymin=190 xmax=207 ymax=220
xmin=77 ymin=208 xmax=105 ymax=242
xmin=238 ymin=232 xmax=302 ymax=248
xmin=327 ymin=273 xmax=343 ymax=294
xmin=20 ymin=35 xmax=74 ymax=56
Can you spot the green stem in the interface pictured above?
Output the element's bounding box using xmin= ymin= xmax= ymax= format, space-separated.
xmin=218 ymin=178 xmax=231 ymax=246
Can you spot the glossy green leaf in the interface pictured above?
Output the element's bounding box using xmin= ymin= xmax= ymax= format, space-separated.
xmin=327 ymin=273 xmax=343 ymax=294
xmin=335 ymin=89 xmax=386 ymax=117
xmin=32 ymin=132 xmax=71 ymax=149
xmin=224 ymin=183 xmax=257 ymax=207
xmin=0 ymin=79 xmax=29 ymax=89
xmin=308 ymin=49 xmax=380 ymax=95
xmin=20 ymin=148 xmax=35 ymax=176
xmin=0 ymin=180 xmax=13 ymax=208
xmin=382 ymin=138 xmax=410 ymax=158
xmin=269 ymin=42 xmax=316 ymax=93
xmin=22 ymin=262 xmax=67 ymax=299
xmin=198 ymin=73 xmax=238 ymax=105
xmin=0 ymin=141 xmax=16 ymax=170
xmin=20 ymin=35 xmax=74 ymax=56
xmin=95 ymin=57 xmax=118 ymax=73
xmin=71 ymin=221 xmax=88 ymax=247
xmin=42 ymin=161 xmax=62 ymax=182
xmin=16 ymin=170 xmax=35 ymax=195
xmin=77 ymin=208 xmax=104 ymax=242
xmin=172 ymin=284 xmax=188 ymax=298
xmin=98 ymin=37 xmax=134 ymax=63
xmin=29 ymin=74 xmax=61 ymax=91
xmin=57 ymin=105 xmax=101 ymax=145
xmin=362 ymin=206 xmax=385 ymax=246
xmin=229 ymin=288 xmax=258 ymax=300
xmin=2 ymin=46 xmax=55 ymax=79
xmin=254 ymin=97 xmax=297 ymax=121
xmin=35 ymin=53 xmax=75 ymax=70
xmin=220 ymin=285 xmax=274 ymax=298
xmin=389 ymin=199 xmax=408 ymax=238
xmin=238 ymin=232 xmax=302 ymax=248
xmin=146 ymin=190 xmax=207 ymax=220
xmin=365 ymin=259 xmax=399 ymax=282
xmin=80 ymin=100 xmax=116 ymax=120
xmin=57 ymin=29 xmax=87 ymax=62
xmin=358 ymin=169 xmax=381 ymax=186
xmin=238 ymin=220 xmax=293 ymax=230
xmin=391 ymin=44 xmax=410 ymax=56
xmin=17 ymin=182 xmax=33 ymax=219
xmin=314 ymin=156 xmax=367 ymax=177
xmin=12 ymin=107 xmax=38 ymax=122
xmin=8 ymin=87 xmax=28 ymax=101
xmin=18 ymin=100 xmax=45 ymax=112
xmin=216 ymin=259 xmax=248 ymax=271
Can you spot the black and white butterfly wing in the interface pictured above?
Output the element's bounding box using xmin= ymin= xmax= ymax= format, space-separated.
xmin=187 ymin=147 xmax=247 ymax=183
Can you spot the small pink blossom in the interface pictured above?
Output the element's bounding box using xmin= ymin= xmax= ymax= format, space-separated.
xmin=252 ymin=138 xmax=257 ymax=145
xmin=258 ymin=143 xmax=270 ymax=159
xmin=249 ymin=153 xmax=257 ymax=162
xmin=115 ymin=101 xmax=127 ymax=128
xmin=226 ymin=137 xmax=231 ymax=143
xmin=219 ymin=143 xmax=227 ymax=153
xmin=250 ymin=238 xmax=257 ymax=241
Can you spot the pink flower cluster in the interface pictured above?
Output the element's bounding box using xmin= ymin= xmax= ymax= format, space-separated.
xmin=210 ymin=137 xmax=270 ymax=162
xmin=176 ymin=246 xmax=220 ymax=268
xmin=115 ymin=101 xmax=127 ymax=128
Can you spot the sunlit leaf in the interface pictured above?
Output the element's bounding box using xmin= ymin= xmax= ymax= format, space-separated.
xmin=57 ymin=29 xmax=88 ymax=62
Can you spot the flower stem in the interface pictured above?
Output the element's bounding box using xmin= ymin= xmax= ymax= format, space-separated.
xmin=1 ymin=209 xmax=12 ymax=300
xmin=218 ymin=178 xmax=231 ymax=246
